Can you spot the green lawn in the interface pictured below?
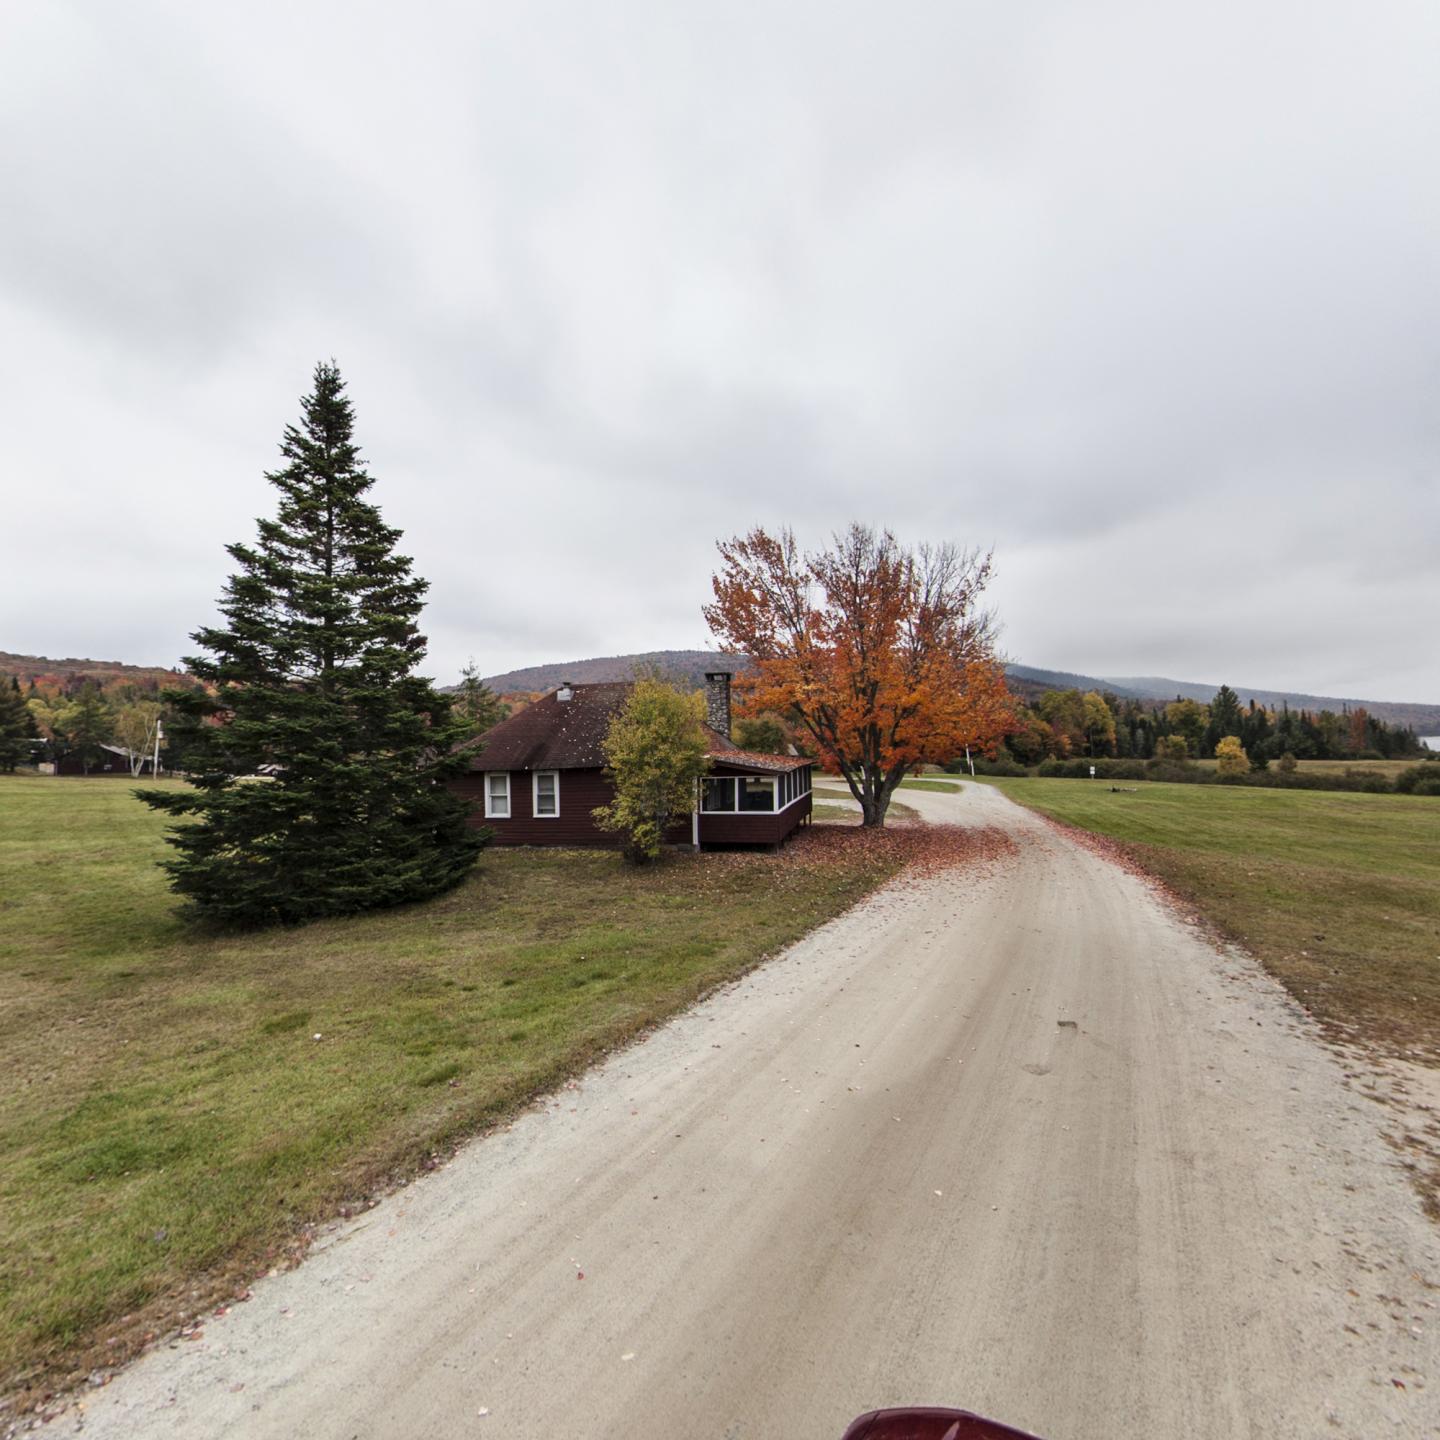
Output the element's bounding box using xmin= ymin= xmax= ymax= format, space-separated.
xmin=898 ymin=778 xmax=961 ymax=793
xmin=0 ymin=776 xmax=910 ymax=1401
xmin=983 ymin=777 xmax=1440 ymax=1061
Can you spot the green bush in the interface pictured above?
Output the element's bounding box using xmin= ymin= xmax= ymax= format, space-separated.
xmin=1411 ymin=776 xmax=1440 ymax=797
xmin=1039 ymin=758 xmax=1146 ymax=780
xmin=1249 ymin=770 xmax=1393 ymax=794
xmin=965 ymin=755 xmax=1028 ymax=777
xmin=1144 ymin=759 xmax=1199 ymax=783
xmin=1395 ymin=765 xmax=1436 ymax=794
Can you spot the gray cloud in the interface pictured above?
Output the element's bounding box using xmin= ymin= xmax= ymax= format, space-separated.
xmin=2 ymin=0 xmax=1437 ymax=702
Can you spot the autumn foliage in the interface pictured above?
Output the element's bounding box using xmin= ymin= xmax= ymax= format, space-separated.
xmin=704 ymin=525 xmax=1012 ymax=826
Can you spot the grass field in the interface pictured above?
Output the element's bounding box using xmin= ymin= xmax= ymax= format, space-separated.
xmin=1189 ymin=757 xmax=1426 ymax=778
xmin=1287 ymin=758 xmax=1430 ymax=778
xmin=982 ymin=778 xmax=1440 ymax=1062
xmin=0 ymin=776 xmax=913 ymax=1401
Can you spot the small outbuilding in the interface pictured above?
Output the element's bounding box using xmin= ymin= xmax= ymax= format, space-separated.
xmin=54 ymin=744 xmax=158 ymax=776
xmin=450 ymin=672 xmax=812 ymax=850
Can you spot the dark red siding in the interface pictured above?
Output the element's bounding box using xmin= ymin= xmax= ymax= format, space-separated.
xmin=449 ymin=764 xmax=811 ymax=849
xmin=698 ymin=793 xmax=811 ymax=847
xmin=450 ymin=767 xmax=621 ymax=846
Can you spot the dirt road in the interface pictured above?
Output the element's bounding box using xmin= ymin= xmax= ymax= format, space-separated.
xmin=59 ymin=784 xmax=1437 ymax=1438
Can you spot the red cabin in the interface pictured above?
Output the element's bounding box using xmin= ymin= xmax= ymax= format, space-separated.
xmin=449 ymin=672 xmax=812 ymax=850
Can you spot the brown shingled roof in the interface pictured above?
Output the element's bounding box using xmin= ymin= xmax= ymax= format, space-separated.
xmin=703 ymin=736 xmax=810 ymax=774
xmin=462 ymin=683 xmax=810 ymax=774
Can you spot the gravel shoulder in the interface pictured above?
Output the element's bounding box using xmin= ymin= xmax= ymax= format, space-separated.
xmin=52 ymin=784 xmax=1439 ymax=1439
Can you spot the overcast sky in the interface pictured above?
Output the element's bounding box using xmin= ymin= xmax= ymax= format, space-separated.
xmin=3 ymin=1 xmax=1438 ymax=701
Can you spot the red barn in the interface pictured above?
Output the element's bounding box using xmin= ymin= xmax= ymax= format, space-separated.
xmin=450 ymin=672 xmax=812 ymax=850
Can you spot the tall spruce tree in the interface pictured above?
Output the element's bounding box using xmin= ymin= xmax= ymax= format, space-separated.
xmin=0 ymin=676 xmax=35 ymax=771
xmin=140 ymin=361 xmax=485 ymax=925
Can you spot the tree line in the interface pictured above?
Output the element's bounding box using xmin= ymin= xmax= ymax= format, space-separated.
xmin=1003 ymin=683 xmax=1428 ymax=768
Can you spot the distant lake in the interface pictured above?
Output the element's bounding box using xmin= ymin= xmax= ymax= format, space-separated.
xmin=1423 ymin=737 xmax=1440 ymax=752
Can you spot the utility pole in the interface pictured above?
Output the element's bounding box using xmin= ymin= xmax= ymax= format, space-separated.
xmin=152 ymin=718 xmax=164 ymax=777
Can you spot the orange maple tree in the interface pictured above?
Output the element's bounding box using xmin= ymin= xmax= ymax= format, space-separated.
xmin=704 ymin=524 xmax=1013 ymax=826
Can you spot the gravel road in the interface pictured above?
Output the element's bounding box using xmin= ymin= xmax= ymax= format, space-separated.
xmin=57 ymin=783 xmax=1438 ymax=1439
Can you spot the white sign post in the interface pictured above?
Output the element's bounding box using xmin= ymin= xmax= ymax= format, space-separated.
xmin=1089 ymin=764 xmax=1096 ymax=779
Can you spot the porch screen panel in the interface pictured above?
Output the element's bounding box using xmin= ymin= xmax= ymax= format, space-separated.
xmin=702 ymin=777 xmax=736 ymax=812
xmin=738 ymin=777 xmax=776 ymax=812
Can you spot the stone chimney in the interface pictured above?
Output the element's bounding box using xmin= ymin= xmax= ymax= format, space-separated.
xmin=703 ymin=671 xmax=732 ymax=739
xmin=557 ymin=680 xmax=574 ymax=702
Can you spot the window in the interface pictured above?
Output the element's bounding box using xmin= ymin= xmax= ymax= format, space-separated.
xmin=738 ymin=777 xmax=776 ymax=812
xmin=485 ymin=772 xmax=510 ymax=818
xmin=533 ymin=770 xmax=559 ymax=818
xmin=700 ymin=773 xmax=806 ymax=813
xmin=701 ymin=776 xmax=736 ymax=812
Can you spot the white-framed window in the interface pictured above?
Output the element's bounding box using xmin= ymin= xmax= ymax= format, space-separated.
xmin=485 ymin=771 xmax=511 ymax=818
xmin=533 ymin=770 xmax=560 ymax=818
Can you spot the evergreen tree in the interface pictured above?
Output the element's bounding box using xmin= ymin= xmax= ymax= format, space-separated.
xmin=67 ymin=684 xmax=113 ymax=773
xmin=0 ymin=676 xmax=35 ymax=770
xmin=453 ymin=659 xmax=508 ymax=739
xmin=140 ymin=361 xmax=486 ymax=925
xmin=1241 ymin=699 xmax=1273 ymax=766
xmin=1204 ymin=684 xmax=1243 ymax=756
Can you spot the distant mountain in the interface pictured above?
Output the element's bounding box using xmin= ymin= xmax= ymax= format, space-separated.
xmin=1003 ymin=665 xmax=1149 ymax=703
xmin=482 ymin=650 xmax=751 ymax=694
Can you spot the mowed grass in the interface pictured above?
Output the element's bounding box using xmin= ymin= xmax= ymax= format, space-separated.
xmin=1190 ymin=756 xmax=1425 ymax=778
xmin=983 ymin=777 xmax=1440 ymax=1061
xmin=0 ymin=776 xmax=905 ymax=1399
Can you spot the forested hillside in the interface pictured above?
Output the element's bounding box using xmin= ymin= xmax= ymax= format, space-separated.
xmin=0 ymin=651 xmax=185 ymax=690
